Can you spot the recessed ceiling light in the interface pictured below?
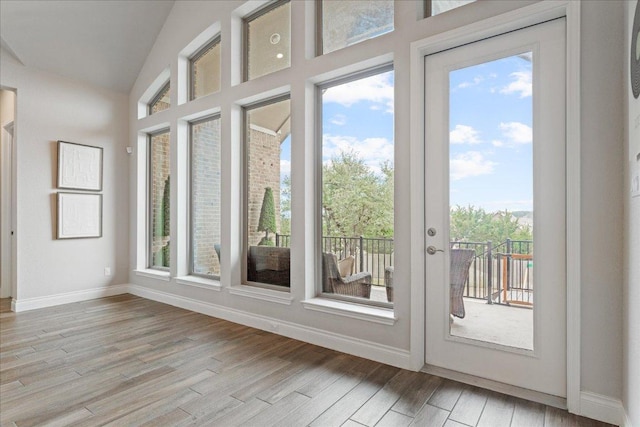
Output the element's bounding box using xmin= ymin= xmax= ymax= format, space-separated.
xmin=270 ymin=33 xmax=281 ymax=45
xmin=276 ymin=53 xmax=284 ymax=59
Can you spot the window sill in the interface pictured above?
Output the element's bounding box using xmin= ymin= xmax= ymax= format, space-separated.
xmin=301 ymin=298 xmax=397 ymax=325
xmin=175 ymin=276 xmax=221 ymax=291
xmin=228 ymin=285 xmax=293 ymax=305
xmin=134 ymin=269 xmax=171 ymax=281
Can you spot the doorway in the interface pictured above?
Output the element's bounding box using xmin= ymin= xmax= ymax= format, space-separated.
xmin=424 ymin=19 xmax=567 ymax=397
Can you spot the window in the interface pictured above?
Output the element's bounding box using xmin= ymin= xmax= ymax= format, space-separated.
xmin=426 ymin=0 xmax=475 ymax=17
xmin=319 ymin=0 xmax=393 ymax=55
xmin=149 ymin=130 xmax=171 ymax=269
xmin=149 ymin=82 xmax=170 ymax=115
xmin=190 ymin=37 xmax=221 ymax=100
xmin=244 ymin=0 xmax=291 ymax=81
xmin=190 ymin=116 xmax=222 ymax=278
xmin=319 ymin=66 xmax=394 ymax=306
xmin=244 ymin=96 xmax=291 ymax=289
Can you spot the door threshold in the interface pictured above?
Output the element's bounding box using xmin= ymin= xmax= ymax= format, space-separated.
xmin=421 ymin=364 xmax=567 ymax=410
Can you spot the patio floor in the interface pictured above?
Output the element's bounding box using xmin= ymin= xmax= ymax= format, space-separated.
xmin=370 ymin=287 xmax=533 ymax=350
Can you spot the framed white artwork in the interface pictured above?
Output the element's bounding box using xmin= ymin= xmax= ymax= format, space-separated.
xmin=57 ymin=192 xmax=102 ymax=239
xmin=57 ymin=141 xmax=103 ymax=191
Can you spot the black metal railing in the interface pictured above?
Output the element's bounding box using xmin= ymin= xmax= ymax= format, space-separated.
xmin=275 ymin=234 xmax=533 ymax=305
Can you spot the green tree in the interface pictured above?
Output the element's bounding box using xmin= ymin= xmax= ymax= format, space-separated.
xmin=322 ymin=151 xmax=393 ymax=238
xmin=280 ymin=175 xmax=291 ymax=235
xmin=257 ymin=187 xmax=276 ymax=246
xmin=450 ymin=205 xmax=532 ymax=245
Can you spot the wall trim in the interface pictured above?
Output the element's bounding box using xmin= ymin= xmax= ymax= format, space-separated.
xmin=622 ymin=407 xmax=633 ymax=427
xmin=11 ymin=284 xmax=129 ymax=312
xmin=127 ymin=284 xmax=413 ymax=370
xmin=579 ymin=391 xmax=625 ymax=426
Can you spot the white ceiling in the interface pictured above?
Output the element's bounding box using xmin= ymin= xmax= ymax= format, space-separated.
xmin=0 ymin=0 xmax=175 ymax=93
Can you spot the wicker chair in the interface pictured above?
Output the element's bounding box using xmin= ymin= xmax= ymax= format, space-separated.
xmin=450 ymin=248 xmax=476 ymax=319
xmin=322 ymin=253 xmax=372 ymax=298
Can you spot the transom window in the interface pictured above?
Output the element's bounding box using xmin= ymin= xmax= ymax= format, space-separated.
xmin=244 ymin=0 xmax=291 ymax=81
xmin=149 ymin=82 xmax=170 ymax=115
xmin=190 ymin=37 xmax=221 ymax=100
xmin=319 ymin=0 xmax=394 ymax=55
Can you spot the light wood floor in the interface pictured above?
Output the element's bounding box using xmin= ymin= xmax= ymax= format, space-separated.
xmin=0 ymin=295 xmax=612 ymax=427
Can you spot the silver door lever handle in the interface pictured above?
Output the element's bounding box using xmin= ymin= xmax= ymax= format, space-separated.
xmin=427 ymin=246 xmax=444 ymax=255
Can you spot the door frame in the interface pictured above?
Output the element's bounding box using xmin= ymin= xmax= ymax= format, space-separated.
xmin=408 ymin=0 xmax=581 ymax=413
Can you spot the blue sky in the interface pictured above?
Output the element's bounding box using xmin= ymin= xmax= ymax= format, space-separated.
xmin=280 ymin=54 xmax=533 ymax=213
xmin=449 ymin=53 xmax=533 ymax=212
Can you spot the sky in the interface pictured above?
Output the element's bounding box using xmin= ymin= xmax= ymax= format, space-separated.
xmin=279 ymin=52 xmax=534 ymax=215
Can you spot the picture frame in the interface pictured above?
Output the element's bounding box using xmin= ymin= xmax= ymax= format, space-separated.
xmin=57 ymin=141 xmax=103 ymax=191
xmin=57 ymin=192 xmax=103 ymax=239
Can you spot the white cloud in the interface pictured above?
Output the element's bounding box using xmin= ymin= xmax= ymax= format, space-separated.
xmin=457 ymin=76 xmax=484 ymax=89
xmin=500 ymin=70 xmax=532 ymax=98
xmin=492 ymin=140 xmax=504 ymax=147
xmin=280 ymin=159 xmax=291 ymax=176
xmin=323 ymin=72 xmax=394 ymax=113
xmin=322 ymin=134 xmax=394 ymax=174
xmin=330 ymin=114 xmax=347 ymax=126
xmin=450 ymin=151 xmax=496 ymax=180
xmin=499 ymin=122 xmax=532 ymax=144
xmin=450 ymin=124 xmax=481 ymax=144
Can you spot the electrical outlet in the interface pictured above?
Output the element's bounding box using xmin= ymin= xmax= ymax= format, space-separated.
xmin=104 ymin=267 xmax=111 ymax=276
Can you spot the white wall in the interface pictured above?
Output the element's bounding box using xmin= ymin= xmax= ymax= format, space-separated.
xmin=623 ymin=1 xmax=640 ymax=425
xmin=0 ymin=47 xmax=130 ymax=304
xmin=127 ymin=0 xmax=626 ymax=411
xmin=0 ymin=88 xmax=15 ymax=298
xmin=580 ymin=1 xmax=624 ymax=401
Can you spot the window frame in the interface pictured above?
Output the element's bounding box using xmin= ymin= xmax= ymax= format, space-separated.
xmin=147 ymin=128 xmax=171 ymax=271
xmin=242 ymin=93 xmax=292 ymax=292
xmin=188 ymin=114 xmax=222 ymax=280
xmin=316 ymin=63 xmax=395 ymax=308
xmin=148 ymin=81 xmax=170 ymax=116
xmin=189 ymin=36 xmax=222 ymax=101
xmin=242 ymin=0 xmax=291 ymax=83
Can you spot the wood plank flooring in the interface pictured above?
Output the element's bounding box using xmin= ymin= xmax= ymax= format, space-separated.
xmin=0 ymin=296 xmax=612 ymax=427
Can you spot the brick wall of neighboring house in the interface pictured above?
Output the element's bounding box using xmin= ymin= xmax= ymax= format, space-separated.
xmin=247 ymin=127 xmax=281 ymax=246
xmin=150 ymin=131 xmax=170 ymax=266
xmin=191 ymin=119 xmax=221 ymax=276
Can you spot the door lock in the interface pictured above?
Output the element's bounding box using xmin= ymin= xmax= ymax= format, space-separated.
xmin=427 ymin=228 xmax=437 ymax=237
xmin=427 ymin=246 xmax=444 ymax=255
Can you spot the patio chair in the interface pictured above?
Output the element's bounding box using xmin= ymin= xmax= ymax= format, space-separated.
xmin=322 ymin=253 xmax=372 ymax=298
xmin=450 ymin=248 xmax=476 ymax=319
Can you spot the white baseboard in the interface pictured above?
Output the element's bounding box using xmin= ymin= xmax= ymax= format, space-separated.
xmin=11 ymin=284 xmax=129 ymax=312
xmin=622 ymin=408 xmax=634 ymax=427
xmin=127 ymin=284 xmax=413 ymax=370
xmin=580 ymin=391 xmax=625 ymax=426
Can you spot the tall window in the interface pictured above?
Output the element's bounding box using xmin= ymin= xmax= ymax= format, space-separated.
xmin=149 ymin=130 xmax=171 ymax=269
xmin=244 ymin=96 xmax=292 ymax=289
xmin=190 ymin=116 xmax=222 ymax=278
xmin=319 ymin=0 xmax=393 ymax=55
xmin=190 ymin=37 xmax=221 ymax=100
xmin=319 ymin=66 xmax=394 ymax=306
xmin=149 ymin=82 xmax=170 ymax=115
xmin=244 ymin=0 xmax=291 ymax=81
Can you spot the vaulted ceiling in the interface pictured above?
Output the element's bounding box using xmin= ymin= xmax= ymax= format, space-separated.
xmin=0 ymin=0 xmax=175 ymax=93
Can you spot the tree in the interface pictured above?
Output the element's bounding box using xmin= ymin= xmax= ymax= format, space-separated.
xmin=280 ymin=175 xmax=291 ymax=235
xmin=322 ymin=151 xmax=393 ymax=238
xmin=449 ymin=205 xmax=532 ymax=245
xmin=257 ymin=187 xmax=276 ymax=246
